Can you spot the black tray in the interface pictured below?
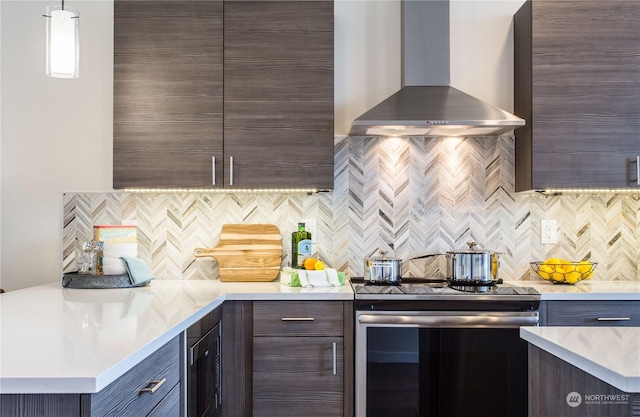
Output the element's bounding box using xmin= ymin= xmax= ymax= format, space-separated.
xmin=62 ymin=271 xmax=149 ymax=289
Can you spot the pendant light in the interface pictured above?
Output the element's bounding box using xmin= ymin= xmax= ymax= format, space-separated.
xmin=44 ymin=0 xmax=79 ymax=78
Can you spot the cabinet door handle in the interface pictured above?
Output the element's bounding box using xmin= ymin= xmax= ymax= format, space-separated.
xmin=140 ymin=377 xmax=166 ymax=394
xmin=281 ymin=317 xmax=315 ymax=321
xmin=636 ymin=156 xmax=639 ymax=186
xmin=229 ymin=156 xmax=234 ymax=186
xmin=332 ymin=342 xmax=337 ymax=375
xmin=596 ymin=317 xmax=631 ymax=321
xmin=212 ymin=156 xmax=216 ymax=185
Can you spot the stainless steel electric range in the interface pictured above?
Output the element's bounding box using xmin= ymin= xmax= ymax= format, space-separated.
xmin=352 ymin=277 xmax=541 ymax=417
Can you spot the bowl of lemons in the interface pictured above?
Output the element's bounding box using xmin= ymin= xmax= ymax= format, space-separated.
xmin=530 ymin=258 xmax=597 ymax=284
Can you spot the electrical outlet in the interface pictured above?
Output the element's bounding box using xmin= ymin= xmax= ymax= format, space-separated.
xmin=540 ymin=220 xmax=557 ymax=244
xmin=301 ymin=219 xmax=317 ymax=244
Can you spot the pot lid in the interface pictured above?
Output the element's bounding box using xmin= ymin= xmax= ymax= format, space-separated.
xmin=368 ymin=250 xmax=401 ymax=261
xmin=447 ymin=241 xmax=493 ymax=254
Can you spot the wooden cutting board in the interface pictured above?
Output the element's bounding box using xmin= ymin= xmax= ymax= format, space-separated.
xmin=194 ymin=224 xmax=282 ymax=282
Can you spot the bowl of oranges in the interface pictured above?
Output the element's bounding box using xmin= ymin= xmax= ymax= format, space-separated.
xmin=530 ymin=258 xmax=597 ymax=284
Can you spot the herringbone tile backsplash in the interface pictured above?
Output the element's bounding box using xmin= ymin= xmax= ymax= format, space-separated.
xmin=63 ymin=136 xmax=639 ymax=281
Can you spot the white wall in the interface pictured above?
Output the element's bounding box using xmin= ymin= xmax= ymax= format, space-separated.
xmin=1 ymin=1 xmax=113 ymax=291
xmin=0 ymin=1 xmax=3 ymax=289
xmin=1 ymin=0 xmax=524 ymax=291
xmin=334 ymin=1 xmax=401 ymax=135
xmin=450 ymin=0 xmax=526 ymax=112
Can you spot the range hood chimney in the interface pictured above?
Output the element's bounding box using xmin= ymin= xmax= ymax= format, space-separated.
xmin=349 ymin=1 xmax=524 ymax=137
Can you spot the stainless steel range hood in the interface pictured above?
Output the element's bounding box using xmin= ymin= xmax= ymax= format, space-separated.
xmin=349 ymin=1 xmax=524 ymax=137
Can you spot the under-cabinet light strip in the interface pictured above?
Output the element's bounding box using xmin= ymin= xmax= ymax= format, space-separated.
xmin=123 ymin=188 xmax=321 ymax=194
xmin=541 ymin=188 xmax=640 ymax=195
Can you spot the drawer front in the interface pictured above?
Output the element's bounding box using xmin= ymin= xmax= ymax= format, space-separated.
xmin=544 ymin=300 xmax=640 ymax=326
xmin=253 ymin=301 xmax=344 ymax=336
xmin=91 ymin=335 xmax=181 ymax=417
xmin=147 ymin=382 xmax=181 ymax=417
xmin=253 ymin=336 xmax=344 ymax=417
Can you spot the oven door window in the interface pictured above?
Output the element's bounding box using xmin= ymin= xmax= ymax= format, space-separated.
xmin=366 ymin=327 xmax=527 ymax=417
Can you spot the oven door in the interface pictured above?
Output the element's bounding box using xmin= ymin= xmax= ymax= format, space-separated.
xmin=188 ymin=322 xmax=222 ymax=417
xmin=355 ymin=310 xmax=538 ymax=417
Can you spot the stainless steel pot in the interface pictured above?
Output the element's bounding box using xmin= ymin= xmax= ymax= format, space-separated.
xmin=445 ymin=242 xmax=500 ymax=283
xmin=364 ymin=251 xmax=439 ymax=285
xmin=364 ymin=251 xmax=402 ymax=285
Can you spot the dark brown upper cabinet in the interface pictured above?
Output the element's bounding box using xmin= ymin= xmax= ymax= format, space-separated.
xmin=113 ymin=1 xmax=224 ymax=189
xmin=223 ymin=1 xmax=334 ymax=190
xmin=113 ymin=0 xmax=334 ymax=190
xmin=514 ymin=1 xmax=640 ymax=192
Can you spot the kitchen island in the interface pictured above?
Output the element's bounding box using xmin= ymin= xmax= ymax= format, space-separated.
xmin=515 ymin=280 xmax=640 ymax=416
xmin=521 ymin=326 xmax=640 ymax=416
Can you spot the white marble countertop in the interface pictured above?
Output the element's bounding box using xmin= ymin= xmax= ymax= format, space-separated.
xmin=521 ymin=326 xmax=640 ymax=393
xmin=507 ymin=280 xmax=640 ymax=300
xmin=2 ymin=276 xmax=638 ymax=395
xmin=0 ymin=279 xmax=353 ymax=394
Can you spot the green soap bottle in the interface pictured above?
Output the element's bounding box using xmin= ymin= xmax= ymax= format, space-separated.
xmin=291 ymin=222 xmax=312 ymax=268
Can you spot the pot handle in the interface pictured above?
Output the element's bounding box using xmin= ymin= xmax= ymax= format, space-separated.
xmin=404 ymin=253 xmax=443 ymax=262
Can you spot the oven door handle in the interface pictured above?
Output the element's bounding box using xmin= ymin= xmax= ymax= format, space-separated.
xmin=358 ymin=313 xmax=538 ymax=328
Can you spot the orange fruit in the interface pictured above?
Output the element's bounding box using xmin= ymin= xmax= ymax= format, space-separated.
xmin=303 ymin=257 xmax=318 ymax=270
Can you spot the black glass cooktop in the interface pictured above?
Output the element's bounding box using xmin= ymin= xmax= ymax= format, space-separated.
xmin=350 ymin=277 xmax=540 ymax=299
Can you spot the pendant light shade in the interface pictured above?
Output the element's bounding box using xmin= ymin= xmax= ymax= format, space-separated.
xmin=45 ymin=3 xmax=79 ymax=78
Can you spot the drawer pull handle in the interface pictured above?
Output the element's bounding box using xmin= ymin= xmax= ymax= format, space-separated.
xmin=212 ymin=156 xmax=216 ymax=185
xmin=140 ymin=378 xmax=167 ymax=394
xmin=332 ymin=342 xmax=337 ymax=375
xmin=596 ymin=317 xmax=631 ymax=321
xmin=281 ymin=317 xmax=315 ymax=322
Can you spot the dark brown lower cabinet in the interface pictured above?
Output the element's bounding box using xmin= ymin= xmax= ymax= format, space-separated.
xmin=251 ymin=301 xmax=352 ymax=417
xmin=253 ymin=337 xmax=344 ymax=417
xmin=221 ymin=300 xmax=353 ymax=417
xmin=528 ymin=345 xmax=640 ymax=417
xmin=0 ymin=335 xmax=182 ymax=417
xmin=540 ymin=300 xmax=640 ymax=326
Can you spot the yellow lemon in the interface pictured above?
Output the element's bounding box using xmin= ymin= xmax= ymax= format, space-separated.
xmin=314 ymin=261 xmax=325 ymax=271
xmin=551 ymin=269 xmax=566 ymax=282
xmin=565 ymin=271 xmax=582 ymax=284
xmin=562 ymin=262 xmax=577 ymax=273
xmin=303 ymin=257 xmax=318 ymax=270
xmin=545 ymin=257 xmax=561 ymax=266
xmin=584 ymin=271 xmax=594 ymax=280
xmin=576 ymin=261 xmax=592 ymax=274
xmin=538 ymin=265 xmax=554 ymax=280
